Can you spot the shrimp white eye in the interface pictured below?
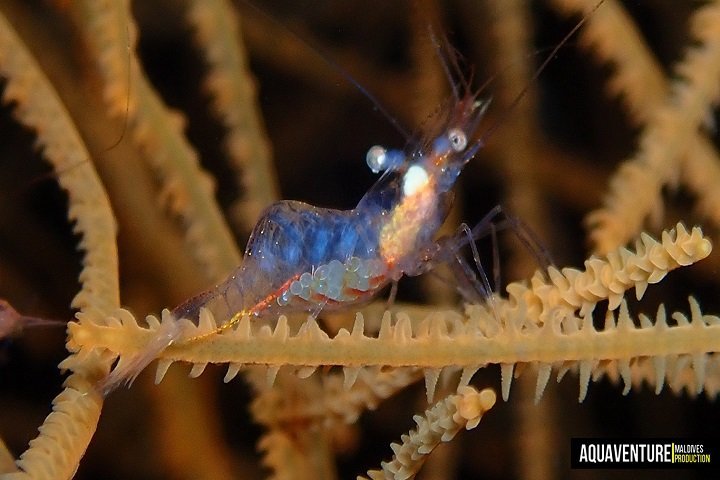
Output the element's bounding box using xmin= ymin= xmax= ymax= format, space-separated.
xmin=366 ymin=145 xmax=387 ymax=174
xmin=447 ymin=128 xmax=467 ymax=152
xmin=367 ymin=145 xmax=404 ymax=173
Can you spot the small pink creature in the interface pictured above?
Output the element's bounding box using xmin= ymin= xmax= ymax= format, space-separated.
xmin=0 ymin=299 xmax=64 ymax=340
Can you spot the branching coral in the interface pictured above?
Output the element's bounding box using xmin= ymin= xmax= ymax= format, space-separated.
xmin=1 ymin=1 xmax=719 ymax=480
xmin=361 ymin=386 xmax=497 ymax=480
xmin=0 ymin=11 xmax=116 ymax=479
xmin=553 ymin=0 xmax=720 ymax=253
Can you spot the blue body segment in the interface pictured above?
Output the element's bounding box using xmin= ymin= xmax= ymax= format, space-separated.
xmin=246 ymin=201 xmax=380 ymax=274
xmin=175 ymin=200 xmax=386 ymax=322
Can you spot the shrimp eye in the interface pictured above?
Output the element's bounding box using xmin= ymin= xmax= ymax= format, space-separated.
xmin=366 ymin=145 xmax=387 ymax=173
xmin=447 ymin=128 xmax=467 ymax=152
xmin=366 ymin=145 xmax=404 ymax=174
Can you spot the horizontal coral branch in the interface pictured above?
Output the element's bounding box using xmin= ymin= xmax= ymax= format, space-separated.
xmin=595 ymin=297 xmax=720 ymax=399
xmin=66 ymin=224 xmax=715 ymax=405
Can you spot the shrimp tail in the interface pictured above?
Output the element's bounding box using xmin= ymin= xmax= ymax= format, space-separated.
xmin=170 ymin=288 xmax=216 ymax=322
xmin=98 ymin=311 xmax=186 ymax=396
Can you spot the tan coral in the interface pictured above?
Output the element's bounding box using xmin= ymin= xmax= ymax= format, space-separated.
xmin=573 ymin=0 xmax=720 ymax=253
xmin=186 ymin=0 xmax=279 ymax=231
xmin=0 ymin=11 xmax=117 ymax=479
xmin=360 ymin=386 xmax=497 ymax=480
xmin=68 ymin=0 xmax=241 ymax=281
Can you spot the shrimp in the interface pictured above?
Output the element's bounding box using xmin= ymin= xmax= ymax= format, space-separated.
xmin=100 ymin=2 xmax=605 ymax=393
xmin=98 ymin=47 xmax=492 ymax=394
xmin=172 ymin=86 xmax=489 ymax=328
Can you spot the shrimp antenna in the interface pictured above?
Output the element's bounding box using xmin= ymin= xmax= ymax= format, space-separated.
xmin=239 ymin=1 xmax=411 ymax=142
xmin=477 ymin=0 xmax=605 ymax=146
xmin=428 ymin=27 xmax=463 ymax=102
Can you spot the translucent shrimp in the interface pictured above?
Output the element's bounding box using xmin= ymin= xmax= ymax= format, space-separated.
xmin=96 ymin=54 xmax=493 ymax=394
xmin=101 ymin=90 xmax=490 ymax=395
xmin=100 ymin=3 xmax=604 ymax=393
xmin=172 ymin=92 xmax=490 ymax=326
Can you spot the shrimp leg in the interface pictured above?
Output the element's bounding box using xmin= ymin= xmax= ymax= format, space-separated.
xmin=466 ymin=205 xmax=554 ymax=271
xmin=439 ymin=205 xmax=553 ymax=272
xmin=417 ymin=205 xmax=552 ymax=305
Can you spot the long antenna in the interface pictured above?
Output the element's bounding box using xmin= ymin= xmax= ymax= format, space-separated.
xmin=478 ymin=0 xmax=605 ymax=146
xmin=239 ymin=1 xmax=411 ymax=142
xmin=428 ymin=27 xmax=462 ymax=102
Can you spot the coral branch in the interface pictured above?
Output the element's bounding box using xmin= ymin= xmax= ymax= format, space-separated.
xmin=0 ymin=10 xmax=120 ymax=478
xmin=69 ymin=0 xmax=241 ymax=280
xmin=252 ymin=365 xmax=423 ymax=429
xmin=552 ymin=0 xmax=720 ymax=243
xmin=550 ymin=0 xmax=666 ymax=125
xmin=186 ymin=0 xmax=279 ymax=231
xmin=0 ymin=16 xmax=118 ymax=319
xmin=596 ymin=297 xmax=720 ymax=398
xmin=360 ymin=386 xmax=496 ymax=480
xmin=583 ymin=0 xmax=720 ymax=253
